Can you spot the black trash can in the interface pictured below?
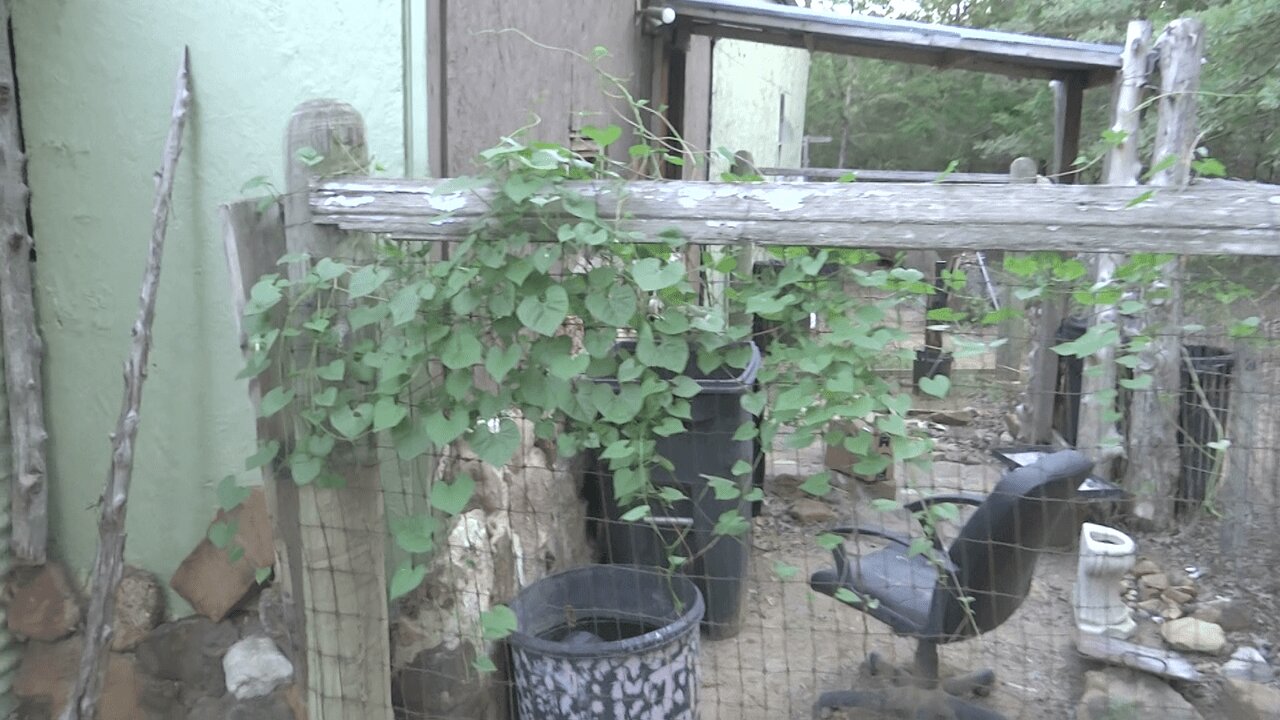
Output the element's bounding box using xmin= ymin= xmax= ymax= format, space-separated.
xmin=1053 ymin=316 xmax=1089 ymax=446
xmin=586 ymin=341 xmax=761 ymax=640
xmin=1178 ymin=345 xmax=1234 ymax=512
xmin=507 ymin=564 xmax=704 ymax=720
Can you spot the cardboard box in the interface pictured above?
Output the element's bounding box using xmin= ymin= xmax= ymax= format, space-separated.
xmin=824 ymin=419 xmax=896 ymax=499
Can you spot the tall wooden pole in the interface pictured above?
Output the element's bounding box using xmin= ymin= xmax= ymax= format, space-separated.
xmin=0 ymin=0 xmax=48 ymax=565
xmin=282 ymin=100 xmax=394 ymax=720
xmin=1076 ymin=20 xmax=1153 ymax=480
xmin=62 ymin=48 xmax=191 ymax=720
xmin=1123 ymin=19 xmax=1205 ymax=527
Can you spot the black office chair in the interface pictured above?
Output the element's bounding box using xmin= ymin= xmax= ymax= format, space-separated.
xmin=810 ymin=449 xmax=1093 ymax=720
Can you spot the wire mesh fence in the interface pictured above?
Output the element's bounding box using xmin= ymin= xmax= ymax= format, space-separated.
xmin=273 ymin=238 xmax=1280 ymax=720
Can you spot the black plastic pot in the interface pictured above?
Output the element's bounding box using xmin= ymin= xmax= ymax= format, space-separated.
xmin=585 ymin=341 xmax=760 ymax=640
xmin=507 ymin=564 xmax=704 ymax=720
xmin=1177 ymin=345 xmax=1234 ymax=512
xmin=912 ymin=348 xmax=953 ymax=387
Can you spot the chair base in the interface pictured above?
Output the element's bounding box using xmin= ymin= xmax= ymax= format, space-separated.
xmin=812 ymin=652 xmax=1004 ymax=720
xmin=813 ymin=688 xmax=1006 ymax=720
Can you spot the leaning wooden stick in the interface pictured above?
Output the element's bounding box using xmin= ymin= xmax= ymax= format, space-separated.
xmin=61 ymin=47 xmax=192 ymax=720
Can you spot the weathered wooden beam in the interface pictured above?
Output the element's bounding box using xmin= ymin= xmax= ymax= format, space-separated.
xmin=284 ymin=100 xmax=394 ymax=720
xmin=662 ymin=0 xmax=1122 ymax=85
xmin=1076 ymin=20 xmax=1153 ymax=480
xmin=758 ymin=166 xmax=1009 ymax=184
xmin=0 ymin=0 xmax=48 ymax=565
xmin=310 ymin=177 xmax=1280 ymax=255
xmin=1123 ymin=19 xmax=1205 ymax=528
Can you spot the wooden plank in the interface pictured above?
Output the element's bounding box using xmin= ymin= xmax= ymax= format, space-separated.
xmin=309 ymin=177 xmax=1280 ymax=255
xmin=442 ymin=0 xmax=647 ymax=177
xmin=665 ymin=0 xmax=1122 ymax=85
xmin=1123 ymin=19 xmax=1205 ymax=528
xmin=1220 ymin=340 xmax=1259 ymax=565
xmin=218 ymin=200 xmax=308 ymax=689
xmin=1075 ymin=632 xmax=1204 ymax=683
xmin=995 ymin=157 xmax=1038 ymax=378
xmin=0 ymin=3 xmax=48 ymax=565
xmin=1057 ymin=73 xmax=1087 ymax=184
xmin=758 ymin=166 xmax=1009 ymax=184
xmin=284 ymin=101 xmax=393 ymax=720
xmin=1076 ymin=21 xmax=1152 ymax=480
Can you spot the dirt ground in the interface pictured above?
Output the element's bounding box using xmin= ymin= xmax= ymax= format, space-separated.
xmin=695 ymin=375 xmax=1280 ymax=720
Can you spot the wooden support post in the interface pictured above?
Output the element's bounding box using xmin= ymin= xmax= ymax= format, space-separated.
xmin=1123 ymin=18 xmax=1204 ymax=527
xmin=0 ymin=1 xmax=48 ymax=565
xmin=282 ymin=100 xmax=394 ymax=720
xmin=1075 ymin=20 xmax=1152 ymax=480
xmin=995 ymin=157 xmax=1038 ymax=378
xmin=1050 ymin=74 xmax=1086 ymax=184
xmin=1007 ymin=157 xmax=1063 ymax=444
xmin=1220 ymin=340 xmax=1258 ymax=565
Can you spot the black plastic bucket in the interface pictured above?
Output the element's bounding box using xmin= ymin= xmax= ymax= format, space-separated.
xmin=585 ymin=341 xmax=760 ymax=640
xmin=1177 ymin=345 xmax=1234 ymax=512
xmin=507 ymin=564 xmax=704 ymax=720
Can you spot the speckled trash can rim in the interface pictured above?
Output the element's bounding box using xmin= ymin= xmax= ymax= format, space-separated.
xmin=507 ymin=564 xmax=705 ymax=659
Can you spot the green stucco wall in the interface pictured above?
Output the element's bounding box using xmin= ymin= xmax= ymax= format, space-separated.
xmin=709 ymin=39 xmax=810 ymax=178
xmin=12 ymin=0 xmax=407 ymax=614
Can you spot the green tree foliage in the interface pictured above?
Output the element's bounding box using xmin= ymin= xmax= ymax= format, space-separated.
xmin=806 ymin=0 xmax=1280 ymax=181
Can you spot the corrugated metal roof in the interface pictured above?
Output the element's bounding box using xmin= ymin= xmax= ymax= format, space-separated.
xmin=665 ymin=0 xmax=1123 ymax=84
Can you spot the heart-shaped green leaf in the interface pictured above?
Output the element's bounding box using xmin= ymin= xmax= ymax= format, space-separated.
xmin=372 ymin=396 xmax=408 ymax=432
xmin=254 ymin=566 xmax=272 ymax=584
xmin=330 ymin=403 xmax=373 ymax=439
xmin=244 ymin=441 xmax=280 ymax=471
xmin=469 ymin=418 xmax=521 ymax=468
xmin=348 ymin=265 xmax=391 ymax=298
xmin=259 ymin=387 xmax=294 ymax=418
xmin=630 ymin=257 xmax=685 ymax=292
xmin=440 ymin=328 xmax=484 ymax=369
xmin=799 ymin=472 xmax=833 ymax=497
xmin=431 ymin=474 xmax=476 ymax=516
xmin=216 ymin=475 xmax=252 ymax=513
xmin=481 ymin=605 xmax=519 ymax=641
xmin=517 ymin=286 xmax=569 ymax=336
xmin=585 ymin=284 xmax=638 ymax=327
xmin=316 ymin=359 xmax=345 ymax=381
xmin=208 ymin=520 xmax=238 ymax=550
xmin=393 ymin=417 xmax=433 ymax=461
xmin=424 ymin=410 xmax=469 ymax=446
xmin=485 ymin=343 xmax=522 ymax=382
xmin=390 ymin=513 xmax=438 ymax=554
xmin=290 ymin=453 xmax=323 ymax=486
xmin=917 ymin=374 xmax=951 ymax=398
xmin=389 ymin=562 xmax=428 ymax=602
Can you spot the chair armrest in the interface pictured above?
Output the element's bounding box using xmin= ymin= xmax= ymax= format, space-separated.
xmin=828 ymin=524 xmax=912 ymax=548
xmin=901 ymin=492 xmax=987 ymax=515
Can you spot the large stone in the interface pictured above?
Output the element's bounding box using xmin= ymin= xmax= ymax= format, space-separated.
xmin=788 ymin=498 xmax=837 ymax=524
xmin=390 ymin=416 xmax=592 ymax=720
xmin=187 ymin=690 xmax=296 ymax=720
xmin=113 ymin=566 xmax=166 ymax=651
xmin=1192 ymin=598 xmax=1252 ymax=633
xmin=1132 ymin=558 xmax=1162 ymax=576
xmin=1074 ymin=669 xmax=1202 ymax=720
xmin=8 ymin=563 xmax=82 ymax=641
xmin=136 ymin=616 xmax=239 ymax=699
xmin=15 ymin=637 xmax=146 ymax=719
xmin=223 ymin=636 xmax=293 ymax=700
xmin=1140 ymin=573 xmax=1171 ymax=592
xmin=1220 ymin=678 xmax=1280 ymax=720
xmin=170 ymin=488 xmax=274 ymax=622
xmin=1222 ymin=646 xmax=1276 ymax=684
xmin=1160 ymin=617 xmax=1228 ymax=655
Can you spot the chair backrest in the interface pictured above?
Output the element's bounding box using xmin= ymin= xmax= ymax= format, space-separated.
xmin=928 ymin=449 xmax=1093 ymax=642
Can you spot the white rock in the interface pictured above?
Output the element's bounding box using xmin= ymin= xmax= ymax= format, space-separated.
xmin=1223 ymin=646 xmax=1276 ymax=683
xmin=1160 ymin=617 xmax=1227 ymax=655
xmin=223 ymin=635 xmax=294 ymax=700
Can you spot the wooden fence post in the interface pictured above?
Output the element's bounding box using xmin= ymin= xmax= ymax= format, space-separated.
xmin=282 ymin=100 xmax=393 ymax=720
xmin=0 ymin=1 xmax=48 ymax=565
xmin=1008 ymin=157 xmax=1065 ymax=444
xmin=1075 ymin=20 xmax=1153 ymax=480
xmin=995 ymin=157 xmax=1038 ymax=381
xmin=1123 ymin=18 xmax=1204 ymax=527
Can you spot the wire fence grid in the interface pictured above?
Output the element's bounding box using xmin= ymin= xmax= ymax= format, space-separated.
xmin=289 ymin=244 xmax=1280 ymax=720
